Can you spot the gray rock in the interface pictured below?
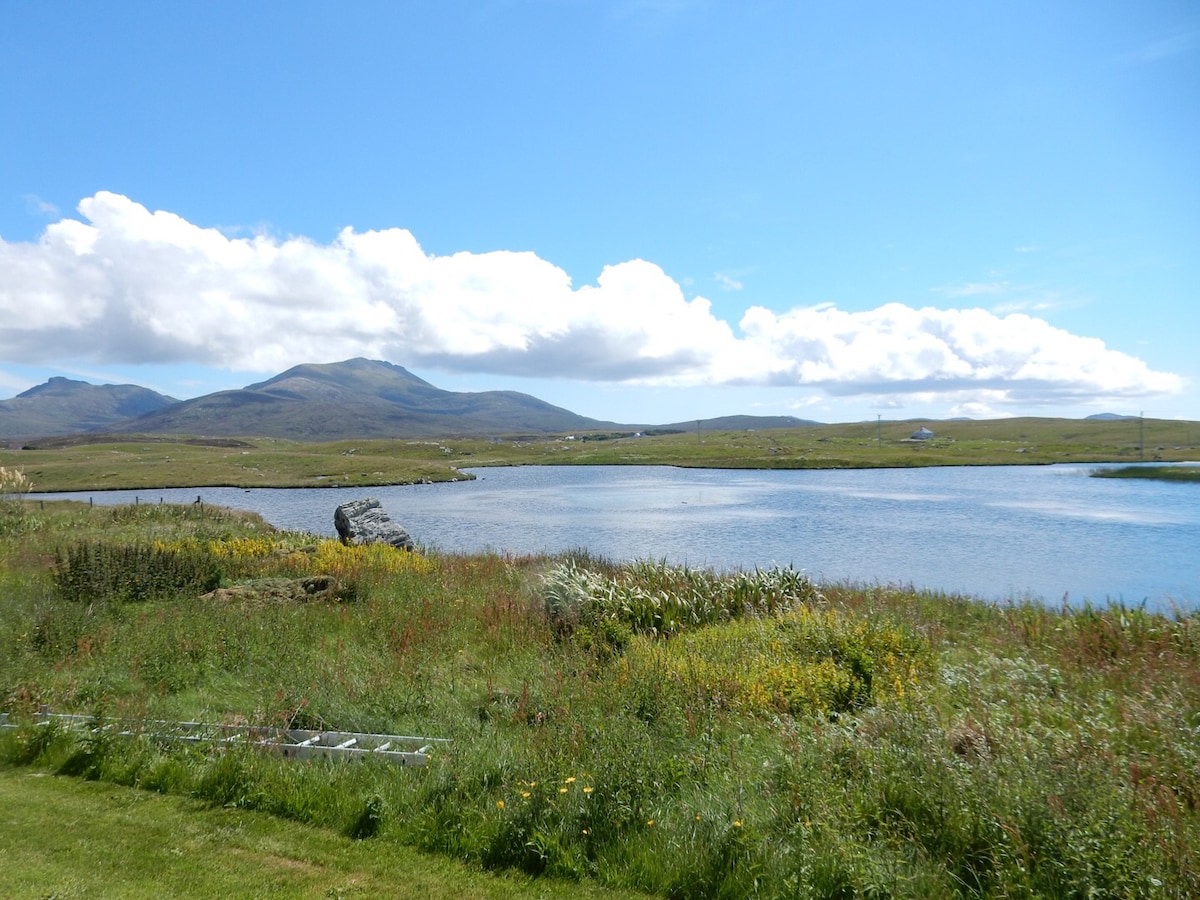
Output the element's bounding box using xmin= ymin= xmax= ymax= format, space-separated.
xmin=202 ymin=575 xmax=348 ymax=603
xmin=334 ymin=498 xmax=415 ymax=551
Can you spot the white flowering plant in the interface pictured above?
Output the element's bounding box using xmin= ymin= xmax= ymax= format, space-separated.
xmin=0 ymin=465 xmax=33 ymax=524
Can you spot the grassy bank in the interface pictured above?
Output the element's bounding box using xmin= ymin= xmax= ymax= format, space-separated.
xmin=2 ymin=435 xmax=472 ymax=492
xmin=3 ymin=499 xmax=1200 ymax=897
xmin=4 ymin=415 xmax=1198 ymax=492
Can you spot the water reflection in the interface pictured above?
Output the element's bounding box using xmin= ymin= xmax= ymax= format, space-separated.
xmin=29 ymin=464 xmax=1199 ymax=611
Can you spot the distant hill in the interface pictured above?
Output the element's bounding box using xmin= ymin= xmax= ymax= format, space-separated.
xmin=116 ymin=358 xmax=618 ymax=440
xmin=14 ymin=362 xmax=1150 ymax=445
xmin=0 ymin=377 xmax=177 ymax=441
xmin=664 ymin=415 xmax=821 ymax=431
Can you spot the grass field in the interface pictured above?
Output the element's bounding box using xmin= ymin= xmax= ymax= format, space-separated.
xmin=3 ymin=498 xmax=1199 ymax=897
xmin=4 ymin=415 xmax=1198 ymax=492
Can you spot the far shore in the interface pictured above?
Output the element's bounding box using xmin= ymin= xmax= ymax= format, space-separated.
xmin=2 ymin=416 xmax=1198 ymax=493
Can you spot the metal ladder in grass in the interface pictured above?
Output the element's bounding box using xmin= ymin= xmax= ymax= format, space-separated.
xmin=1 ymin=712 xmax=448 ymax=766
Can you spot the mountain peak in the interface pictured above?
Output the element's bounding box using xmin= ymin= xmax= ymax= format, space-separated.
xmin=249 ymin=358 xmax=431 ymax=386
xmin=245 ymin=358 xmax=440 ymax=403
xmin=115 ymin=358 xmax=613 ymax=440
xmin=2 ymin=378 xmax=178 ymax=440
xmin=17 ymin=376 xmax=89 ymax=398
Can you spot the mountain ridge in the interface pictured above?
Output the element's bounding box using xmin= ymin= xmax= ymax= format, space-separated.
xmin=1 ymin=359 xmax=830 ymax=442
xmin=2 ymin=360 xmax=633 ymax=441
xmin=0 ymin=377 xmax=177 ymax=440
xmin=113 ymin=359 xmax=616 ymax=440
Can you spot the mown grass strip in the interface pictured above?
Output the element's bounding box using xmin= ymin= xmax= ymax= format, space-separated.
xmin=0 ymin=768 xmax=650 ymax=899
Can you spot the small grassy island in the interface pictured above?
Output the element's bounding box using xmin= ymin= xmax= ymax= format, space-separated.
xmin=2 ymin=483 xmax=1199 ymax=897
xmin=1092 ymin=465 xmax=1200 ymax=483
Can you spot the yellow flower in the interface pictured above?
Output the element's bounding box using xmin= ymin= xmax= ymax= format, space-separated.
xmin=582 ymin=786 xmax=593 ymax=794
xmin=521 ymin=791 xmax=531 ymax=798
xmin=646 ymin=819 xmax=655 ymax=826
xmin=733 ymin=820 xmax=742 ymax=828
xmin=581 ymin=828 xmax=590 ymax=835
xmin=559 ymin=787 xmax=569 ymax=794
xmin=496 ymin=800 xmax=505 ymax=809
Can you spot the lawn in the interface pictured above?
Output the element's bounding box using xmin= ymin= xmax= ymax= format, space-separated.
xmin=0 ymin=768 xmax=649 ymax=899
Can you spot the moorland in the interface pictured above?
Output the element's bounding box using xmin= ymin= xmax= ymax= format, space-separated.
xmin=7 ymin=414 xmax=1199 ymax=492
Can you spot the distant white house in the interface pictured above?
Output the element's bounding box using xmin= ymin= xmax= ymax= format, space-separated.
xmin=910 ymin=426 xmax=935 ymax=441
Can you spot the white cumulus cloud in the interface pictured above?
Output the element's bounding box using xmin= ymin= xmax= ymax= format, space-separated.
xmin=737 ymin=302 xmax=1181 ymax=402
xmin=0 ymin=192 xmax=1184 ymax=409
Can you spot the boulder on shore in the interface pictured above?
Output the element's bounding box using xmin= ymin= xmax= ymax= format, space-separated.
xmin=334 ymin=498 xmax=415 ymax=551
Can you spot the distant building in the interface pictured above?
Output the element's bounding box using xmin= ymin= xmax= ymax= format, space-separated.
xmin=910 ymin=426 xmax=935 ymax=441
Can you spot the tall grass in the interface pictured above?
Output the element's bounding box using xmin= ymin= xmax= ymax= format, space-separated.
xmin=52 ymin=541 xmax=222 ymax=603
xmin=3 ymin=501 xmax=1200 ymax=897
xmin=0 ymin=466 xmax=34 ymax=538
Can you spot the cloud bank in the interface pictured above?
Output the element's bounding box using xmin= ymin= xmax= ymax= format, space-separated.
xmin=0 ymin=193 xmax=1183 ymax=408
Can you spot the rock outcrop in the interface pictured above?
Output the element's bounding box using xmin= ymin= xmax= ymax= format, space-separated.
xmin=334 ymin=498 xmax=415 ymax=550
xmin=202 ymin=576 xmax=347 ymax=603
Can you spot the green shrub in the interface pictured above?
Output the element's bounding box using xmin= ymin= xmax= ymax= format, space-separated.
xmin=0 ymin=719 xmax=63 ymax=767
xmin=540 ymin=560 xmax=822 ymax=639
xmin=52 ymin=540 xmax=221 ymax=603
xmin=618 ymin=605 xmax=931 ymax=720
xmin=56 ymin=726 xmax=109 ymax=780
xmin=346 ymin=793 xmax=386 ymax=839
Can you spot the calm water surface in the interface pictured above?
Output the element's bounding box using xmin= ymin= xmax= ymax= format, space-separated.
xmin=31 ymin=464 xmax=1200 ymax=611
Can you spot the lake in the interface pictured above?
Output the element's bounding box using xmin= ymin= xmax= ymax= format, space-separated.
xmin=29 ymin=464 xmax=1200 ymax=611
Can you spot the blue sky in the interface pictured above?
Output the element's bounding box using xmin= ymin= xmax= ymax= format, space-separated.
xmin=1 ymin=0 xmax=1196 ymax=425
